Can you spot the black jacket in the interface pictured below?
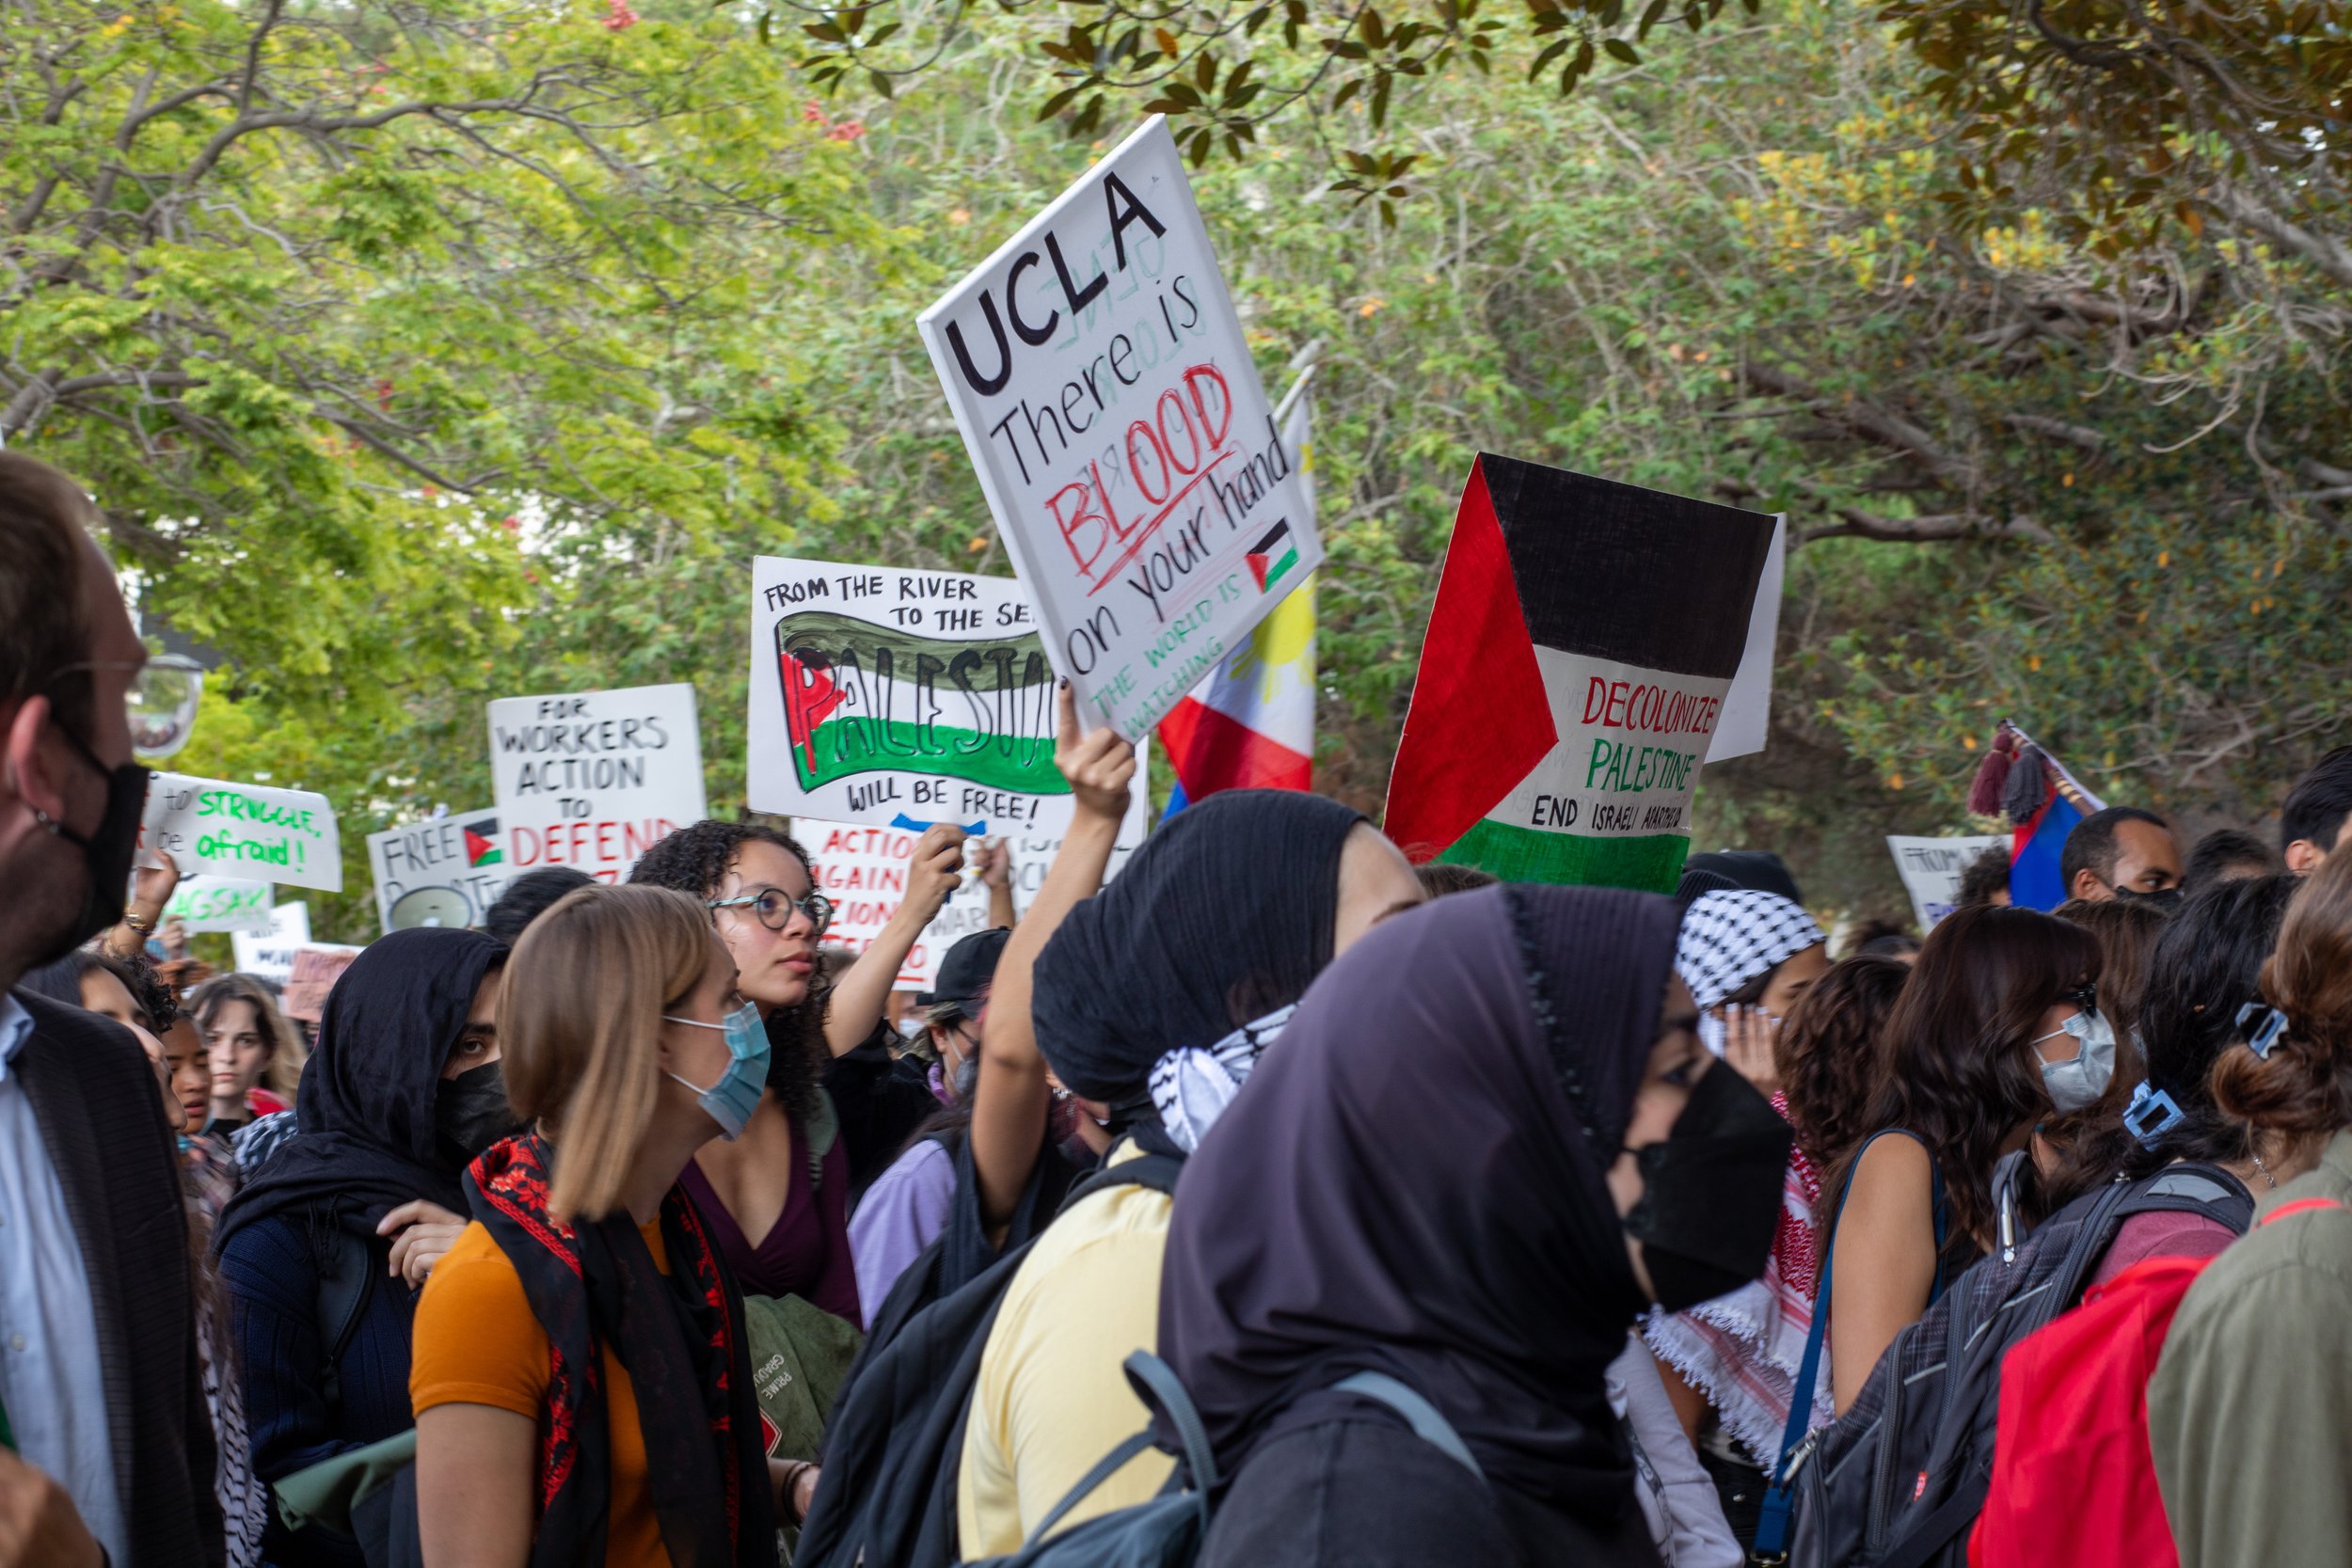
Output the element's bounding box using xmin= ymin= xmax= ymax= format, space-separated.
xmin=13 ymin=989 xmax=225 ymax=1568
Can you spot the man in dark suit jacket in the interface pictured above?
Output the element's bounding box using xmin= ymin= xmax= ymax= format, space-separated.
xmin=0 ymin=451 xmax=223 ymax=1568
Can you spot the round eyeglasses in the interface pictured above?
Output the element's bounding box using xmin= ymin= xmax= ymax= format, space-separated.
xmin=48 ymin=654 xmax=205 ymax=760
xmin=708 ymin=886 xmax=834 ymax=936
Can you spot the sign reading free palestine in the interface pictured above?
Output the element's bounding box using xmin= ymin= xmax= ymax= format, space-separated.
xmin=917 ymin=116 xmax=1324 ymax=742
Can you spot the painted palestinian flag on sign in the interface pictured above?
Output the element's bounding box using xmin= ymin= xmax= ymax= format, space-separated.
xmin=459 ymin=815 xmax=502 ymax=867
xmin=1383 ymin=454 xmax=1773 ymax=892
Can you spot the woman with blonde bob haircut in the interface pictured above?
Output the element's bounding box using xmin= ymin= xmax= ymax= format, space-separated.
xmin=409 ymin=885 xmax=786 ymax=1568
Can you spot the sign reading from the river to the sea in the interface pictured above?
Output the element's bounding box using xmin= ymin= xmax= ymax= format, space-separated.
xmin=917 ymin=116 xmax=1323 ymax=743
xmin=748 ymin=556 xmax=1101 ymax=836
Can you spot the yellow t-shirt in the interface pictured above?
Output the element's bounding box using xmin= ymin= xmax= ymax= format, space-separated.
xmin=409 ymin=1218 xmax=675 ymax=1568
xmin=956 ymin=1144 xmax=1177 ymax=1555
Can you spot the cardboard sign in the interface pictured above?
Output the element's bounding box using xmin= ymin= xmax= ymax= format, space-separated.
xmin=488 ymin=683 xmax=707 ymax=883
xmin=803 ymin=783 xmax=1149 ymax=988
xmin=367 ymin=810 xmax=516 ymax=934
xmin=917 ymin=117 xmax=1323 ymax=743
xmin=1887 ymin=834 xmax=2008 ymax=930
xmin=141 ymin=773 xmax=342 ymax=892
xmin=164 ymin=876 xmax=276 ymax=935
xmin=230 ymin=901 xmax=313 ymax=984
xmin=748 ymin=557 xmax=1109 ymax=835
xmin=281 ymin=943 xmax=364 ymax=1023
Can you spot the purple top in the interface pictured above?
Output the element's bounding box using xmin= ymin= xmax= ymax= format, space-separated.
xmin=849 ymin=1138 xmax=958 ymax=1312
xmin=678 ymin=1114 xmax=862 ymax=1327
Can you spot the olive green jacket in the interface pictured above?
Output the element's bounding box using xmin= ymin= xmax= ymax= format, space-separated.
xmin=2149 ymin=1129 xmax=2352 ymax=1568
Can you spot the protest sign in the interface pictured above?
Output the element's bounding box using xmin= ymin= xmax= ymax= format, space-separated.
xmin=142 ymin=773 xmax=342 ymax=892
xmin=1887 ymin=834 xmax=2008 ymax=929
xmin=1383 ymin=455 xmax=1773 ymax=893
xmin=748 ymin=556 xmax=1105 ymax=835
xmin=230 ymin=901 xmax=312 ymax=984
xmin=1705 ymin=515 xmax=1786 ymax=764
xmin=366 ymin=810 xmax=516 ymax=934
xmin=917 ymin=116 xmax=1323 ymax=743
xmin=803 ymin=772 xmax=1149 ymax=987
xmin=488 ymin=683 xmax=707 ymax=883
xmin=281 ymin=943 xmax=364 ymax=1023
xmin=164 ymin=876 xmax=275 ymax=935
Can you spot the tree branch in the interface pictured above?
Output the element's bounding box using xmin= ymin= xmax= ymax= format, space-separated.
xmin=1799 ymin=507 xmax=2053 ymax=546
xmin=2209 ymin=185 xmax=2352 ymax=291
xmin=1740 ymin=361 xmax=1979 ymax=487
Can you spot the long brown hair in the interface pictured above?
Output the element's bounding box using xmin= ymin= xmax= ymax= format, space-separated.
xmin=1777 ymin=953 xmax=1910 ymax=1169
xmin=2210 ymin=852 xmax=2352 ymax=1137
xmin=1821 ymin=904 xmax=2100 ymax=1251
xmin=193 ymin=973 xmax=308 ymax=1106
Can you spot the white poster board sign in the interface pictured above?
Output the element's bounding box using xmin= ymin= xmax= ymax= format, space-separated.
xmin=917 ymin=116 xmax=1323 ymax=742
xmin=164 ymin=876 xmax=276 ymax=934
xmin=367 ymin=810 xmax=516 ymax=933
xmin=748 ymin=556 xmax=1116 ymax=836
xmin=1705 ymin=515 xmax=1786 ymax=764
xmin=141 ymin=773 xmax=342 ymax=891
xmin=230 ymin=900 xmax=313 ymax=984
xmin=803 ymin=782 xmax=1149 ymax=988
xmin=488 ymin=683 xmax=707 ymax=883
xmin=1886 ymin=834 xmax=2008 ymax=930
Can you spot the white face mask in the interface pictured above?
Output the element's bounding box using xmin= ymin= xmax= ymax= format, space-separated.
xmin=2036 ymin=1008 xmax=2118 ymax=1114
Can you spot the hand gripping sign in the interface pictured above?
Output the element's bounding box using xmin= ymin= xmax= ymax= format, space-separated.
xmin=917 ymin=117 xmax=1323 ymax=743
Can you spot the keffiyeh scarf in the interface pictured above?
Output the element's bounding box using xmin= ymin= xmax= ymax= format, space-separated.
xmin=1148 ymin=1005 xmax=1296 ymax=1153
xmin=1676 ymin=890 xmax=1826 ymax=1055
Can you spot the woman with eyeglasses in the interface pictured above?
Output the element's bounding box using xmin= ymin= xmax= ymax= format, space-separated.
xmin=628 ymin=816 xmax=962 ymax=1328
xmin=1816 ymin=904 xmax=2103 ymax=1412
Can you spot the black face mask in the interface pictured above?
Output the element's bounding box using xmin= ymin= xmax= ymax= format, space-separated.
xmin=1621 ymin=1062 xmax=1794 ymax=1312
xmin=436 ymin=1060 xmax=523 ymax=1171
xmin=2116 ymin=885 xmax=2184 ymax=911
xmin=29 ymin=720 xmax=150 ymax=969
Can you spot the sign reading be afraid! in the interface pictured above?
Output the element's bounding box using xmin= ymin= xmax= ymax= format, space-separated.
xmin=917 ymin=117 xmax=1323 ymax=742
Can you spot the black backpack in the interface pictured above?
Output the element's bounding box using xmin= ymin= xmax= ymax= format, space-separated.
xmin=1770 ymin=1161 xmax=2250 ymax=1568
xmin=796 ymin=1153 xmax=1184 ymax=1568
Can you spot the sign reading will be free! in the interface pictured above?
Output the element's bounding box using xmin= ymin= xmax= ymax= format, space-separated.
xmin=918 ymin=116 xmax=1324 ymax=742
xmin=140 ymin=773 xmax=342 ymax=892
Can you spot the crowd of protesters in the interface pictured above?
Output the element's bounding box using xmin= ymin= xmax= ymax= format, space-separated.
xmin=8 ymin=439 xmax=2352 ymax=1568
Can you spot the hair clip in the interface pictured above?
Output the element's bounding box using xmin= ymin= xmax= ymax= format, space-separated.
xmin=2123 ymin=1081 xmax=2185 ymax=1148
xmin=2235 ymin=1002 xmax=2289 ymax=1059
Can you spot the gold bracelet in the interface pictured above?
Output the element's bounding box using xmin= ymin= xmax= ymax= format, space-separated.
xmin=121 ymin=912 xmax=158 ymax=934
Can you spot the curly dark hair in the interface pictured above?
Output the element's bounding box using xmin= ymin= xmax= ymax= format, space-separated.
xmin=1777 ymin=953 xmax=1910 ymax=1169
xmin=1820 ymin=904 xmax=2100 ymax=1256
xmin=19 ymin=946 xmax=172 ymax=1030
xmin=628 ymin=819 xmax=827 ymax=1123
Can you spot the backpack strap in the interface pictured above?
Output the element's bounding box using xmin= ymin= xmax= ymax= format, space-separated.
xmin=1056 ymin=1149 xmax=1184 ymax=1214
xmin=315 ymin=1220 xmax=378 ymax=1419
xmin=1753 ymin=1129 xmax=1944 ymax=1564
xmin=1331 ymin=1370 xmax=1484 ymax=1481
xmin=1014 ymin=1351 xmax=1220 ymax=1551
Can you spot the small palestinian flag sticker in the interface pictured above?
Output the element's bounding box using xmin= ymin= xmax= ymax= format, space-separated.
xmin=459 ymin=816 xmax=503 ymax=868
xmin=1247 ymin=520 xmax=1300 ymax=594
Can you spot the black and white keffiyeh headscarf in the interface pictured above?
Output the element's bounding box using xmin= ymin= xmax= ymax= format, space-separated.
xmin=1149 ymin=1005 xmax=1298 ymax=1153
xmin=1677 ymin=889 xmax=1825 ymax=1054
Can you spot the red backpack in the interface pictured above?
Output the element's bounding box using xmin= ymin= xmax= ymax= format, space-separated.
xmin=1968 ymin=1196 xmax=2346 ymax=1568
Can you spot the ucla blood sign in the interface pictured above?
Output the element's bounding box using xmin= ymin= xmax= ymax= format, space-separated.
xmin=917 ymin=116 xmax=1324 ymax=742
xmin=488 ymin=683 xmax=707 ymax=883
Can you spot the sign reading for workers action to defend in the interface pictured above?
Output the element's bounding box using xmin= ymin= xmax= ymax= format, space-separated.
xmin=489 ymin=683 xmax=707 ymax=883
xmin=1383 ymin=455 xmax=1773 ymax=894
xmin=367 ymin=810 xmax=516 ymax=934
xmin=917 ymin=116 xmax=1323 ymax=744
xmin=140 ymin=772 xmax=342 ymax=892
xmin=800 ymin=750 xmax=1151 ymax=987
xmin=750 ymin=557 xmax=1105 ymax=836
xmin=1887 ymin=834 xmax=2007 ymax=931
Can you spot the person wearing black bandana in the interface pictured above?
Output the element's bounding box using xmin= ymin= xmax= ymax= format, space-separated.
xmin=952 ymin=786 xmax=1426 ymax=1557
xmin=214 ymin=926 xmax=515 ymax=1568
xmin=1159 ymin=883 xmax=1788 ymax=1568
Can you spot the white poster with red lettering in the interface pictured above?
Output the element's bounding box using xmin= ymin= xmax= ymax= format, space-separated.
xmin=917 ymin=116 xmax=1323 ymax=744
xmin=488 ymin=683 xmax=707 ymax=883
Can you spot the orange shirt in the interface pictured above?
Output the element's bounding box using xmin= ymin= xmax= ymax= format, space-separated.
xmin=410 ymin=1218 xmax=673 ymax=1568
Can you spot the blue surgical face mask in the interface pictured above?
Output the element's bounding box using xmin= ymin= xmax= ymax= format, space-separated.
xmin=662 ymin=1000 xmax=770 ymax=1140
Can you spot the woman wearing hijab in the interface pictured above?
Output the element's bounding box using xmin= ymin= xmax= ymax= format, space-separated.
xmin=1157 ymin=883 xmax=1791 ymax=1567
xmin=214 ymin=927 xmax=515 ymax=1568
xmin=1641 ymin=888 xmax=1830 ymax=1541
xmin=953 ymin=786 xmax=1425 ymax=1555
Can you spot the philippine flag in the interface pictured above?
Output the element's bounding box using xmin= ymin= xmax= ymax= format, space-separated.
xmin=1159 ymin=381 xmax=1319 ymax=816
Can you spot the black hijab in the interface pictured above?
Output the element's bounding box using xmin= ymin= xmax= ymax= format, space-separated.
xmin=1156 ymin=882 xmax=1680 ymax=1534
xmin=215 ymin=926 xmax=504 ymax=1255
xmin=1031 ymin=788 xmax=1363 ymax=1104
